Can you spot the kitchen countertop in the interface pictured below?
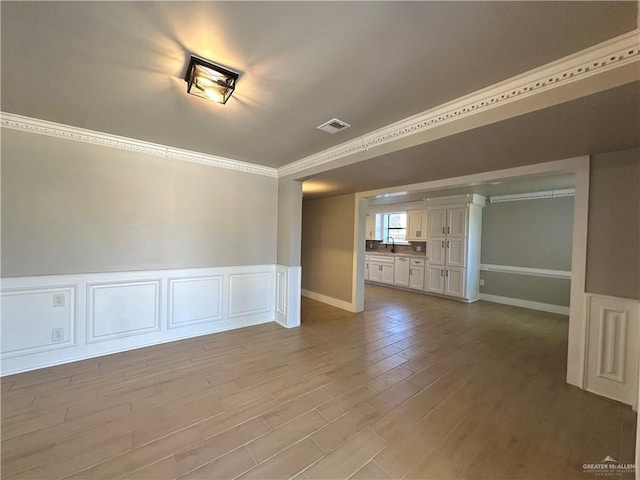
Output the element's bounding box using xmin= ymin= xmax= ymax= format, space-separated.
xmin=365 ymin=252 xmax=427 ymax=258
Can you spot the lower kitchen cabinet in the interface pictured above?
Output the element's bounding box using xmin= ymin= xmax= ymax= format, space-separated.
xmin=368 ymin=255 xmax=394 ymax=285
xmin=394 ymin=256 xmax=410 ymax=287
xmin=409 ymin=259 xmax=425 ymax=290
xmin=426 ymin=265 xmax=466 ymax=298
xmin=380 ymin=263 xmax=394 ymax=284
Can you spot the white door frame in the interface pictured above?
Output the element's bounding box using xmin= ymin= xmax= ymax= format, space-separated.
xmin=352 ymin=155 xmax=590 ymax=388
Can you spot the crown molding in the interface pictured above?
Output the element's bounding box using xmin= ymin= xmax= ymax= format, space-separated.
xmin=489 ymin=188 xmax=575 ymax=203
xmin=3 ymin=29 xmax=637 ymax=181
xmin=0 ymin=113 xmax=278 ymax=178
xmin=278 ymin=29 xmax=640 ymax=178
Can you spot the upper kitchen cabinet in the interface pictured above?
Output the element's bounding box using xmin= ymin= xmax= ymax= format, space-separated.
xmin=428 ymin=206 xmax=467 ymax=237
xmin=365 ymin=214 xmax=379 ymax=240
xmin=406 ymin=210 xmax=428 ymax=241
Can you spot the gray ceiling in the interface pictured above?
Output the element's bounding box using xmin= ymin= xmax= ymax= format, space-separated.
xmin=303 ymin=81 xmax=640 ymax=199
xmin=1 ymin=1 xmax=638 ymax=170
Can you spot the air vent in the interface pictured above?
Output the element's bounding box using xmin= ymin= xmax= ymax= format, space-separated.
xmin=317 ymin=118 xmax=351 ymax=134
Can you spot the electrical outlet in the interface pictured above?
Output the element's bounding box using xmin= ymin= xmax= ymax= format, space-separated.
xmin=416 ymin=246 xmax=422 ymax=251
xmin=52 ymin=327 xmax=64 ymax=342
xmin=53 ymin=293 xmax=65 ymax=308
xmin=479 ymin=279 xmax=485 ymax=286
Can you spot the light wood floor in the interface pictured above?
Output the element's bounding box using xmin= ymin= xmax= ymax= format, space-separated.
xmin=1 ymin=285 xmax=635 ymax=479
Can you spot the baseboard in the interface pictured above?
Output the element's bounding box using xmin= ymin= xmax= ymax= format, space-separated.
xmin=479 ymin=293 xmax=570 ymax=315
xmin=301 ymin=289 xmax=356 ymax=312
xmin=1 ymin=317 xmax=273 ymax=377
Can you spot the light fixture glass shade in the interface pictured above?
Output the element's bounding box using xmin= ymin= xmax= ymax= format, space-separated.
xmin=185 ymin=56 xmax=238 ymax=104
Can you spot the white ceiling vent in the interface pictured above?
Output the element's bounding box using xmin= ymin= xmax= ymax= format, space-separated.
xmin=317 ymin=118 xmax=351 ymax=134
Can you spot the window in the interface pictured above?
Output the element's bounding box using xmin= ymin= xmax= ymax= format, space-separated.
xmin=381 ymin=212 xmax=407 ymax=243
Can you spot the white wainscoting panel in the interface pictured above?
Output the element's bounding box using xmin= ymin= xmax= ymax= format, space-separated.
xmin=1 ymin=285 xmax=77 ymax=356
xmin=0 ymin=265 xmax=277 ymax=375
xmin=87 ymin=280 xmax=161 ymax=343
xmin=597 ymin=308 xmax=627 ymax=384
xmin=275 ymin=265 xmax=301 ymax=328
xmin=229 ymin=272 xmax=272 ymax=318
xmin=168 ymin=276 xmax=223 ymax=328
xmin=585 ymin=294 xmax=640 ymax=407
xmin=276 ymin=270 xmax=287 ymax=318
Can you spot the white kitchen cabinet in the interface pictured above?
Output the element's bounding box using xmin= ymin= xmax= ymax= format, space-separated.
xmin=367 ymin=255 xmax=394 ymax=285
xmin=447 ymin=207 xmax=468 ymax=237
xmin=445 ymin=238 xmax=467 ymax=267
xmin=426 ymin=264 xmax=465 ymax=298
xmin=368 ymin=263 xmax=382 ymax=282
xmin=409 ymin=258 xmax=425 ymax=290
xmin=428 ymin=238 xmax=446 ymax=266
xmin=444 ymin=267 xmax=466 ymax=298
xmin=426 ymin=265 xmax=445 ymax=294
xmin=425 ymin=195 xmax=484 ymax=302
xmin=366 ymin=214 xmax=378 ymax=240
xmin=394 ymin=256 xmax=410 ymax=287
xmin=406 ymin=211 xmax=428 ymax=241
xmin=429 ymin=206 xmax=468 ymax=237
xmin=428 ymin=237 xmax=466 ymax=267
xmin=366 ymin=215 xmax=375 ymax=240
xmin=428 ymin=208 xmax=447 ymax=237
xmin=380 ymin=263 xmax=394 ymax=285
xmin=364 ymin=255 xmax=370 ymax=281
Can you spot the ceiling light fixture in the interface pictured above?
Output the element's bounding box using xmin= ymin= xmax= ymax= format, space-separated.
xmin=184 ymin=55 xmax=239 ymax=105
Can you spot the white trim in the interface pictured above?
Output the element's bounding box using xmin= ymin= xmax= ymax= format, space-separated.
xmin=567 ymin=161 xmax=590 ymax=388
xmin=0 ymin=112 xmax=278 ymax=178
xmin=352 ymin=198 xmax=368 ymax=313
xmin=3 ymin=31 xmax=637 ymax=182
xmin=425 ymin=193 xmax=486 ymax=207
xmin=86 ymin=279 xmax=162 ymax=343
xmin=167 ymin=275 xmax=224 ymax=328
xmin=489 ymin=189 xmax=575 ymax=203
xmin=275 ymin=265 xmax=301 ymax=328
xmin=0 ymin=265 xmax=278 ymax=375
xmin=228 ymin=272 xmax=272 ymax=317
xmin=279 ymin=30 xmax=639 ymax=177
xmin=585 ymin=293 xmax=640 ymax=407
xmin=354 ymin=156 xmax=590 ymax=391
xmin=301 ymin=289 xmax=356 ymax=313
xmin=480 ymin=263 xmax=572 ymax=280
xmin=479 ymin=293 xmax=570 ymax=315
xmin=367 ymin=200 xmax=426 ymax=215
xmin=358 ymin=156 xmax=588 ymax=200
xmin=637 ymin=323 xmax=640 ymax=470
xmin=0 ymin=285 xmax=78 ymax=355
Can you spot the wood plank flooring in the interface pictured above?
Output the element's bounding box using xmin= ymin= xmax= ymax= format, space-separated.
xmin=2 ymin=284 xmax=636 ymax=479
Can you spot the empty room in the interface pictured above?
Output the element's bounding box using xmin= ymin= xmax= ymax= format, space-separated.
xmin=1 ymin=2 xmax=639 ymax=479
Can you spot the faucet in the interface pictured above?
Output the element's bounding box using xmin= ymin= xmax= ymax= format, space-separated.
xmin=386 ymin=236 xmax=395 ymax=253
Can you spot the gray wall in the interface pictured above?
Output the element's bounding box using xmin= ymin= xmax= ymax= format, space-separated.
xmin=586 ymin=148 xmax=640 ymax=300
xmin=277 ymin=179 xmax=303 ymax=266
xmin=480 ymin=196 xmax=574 ymax=306
xmin=481 ymin=196 xmax=574 ymax=270
xmin=1 ymin=129 xmax=278 ymax=276
xmin=301 ymin=194 xmax=354 ymax=302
